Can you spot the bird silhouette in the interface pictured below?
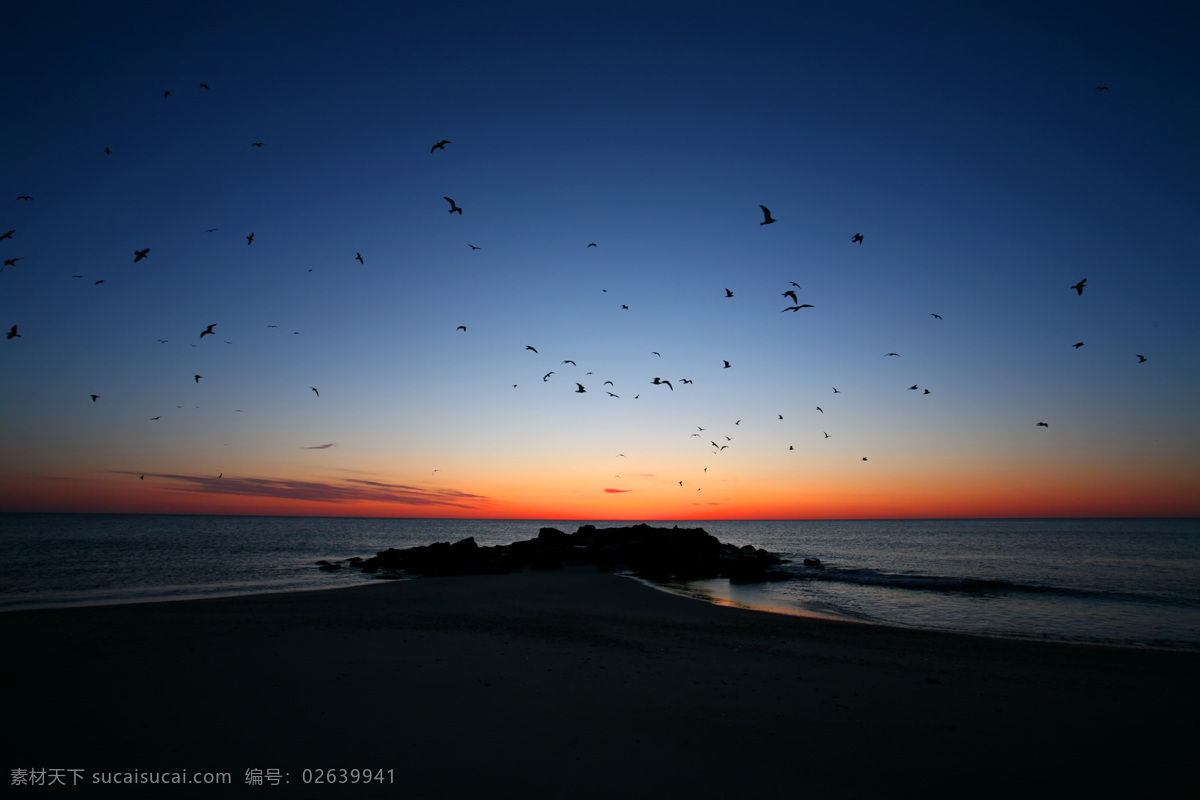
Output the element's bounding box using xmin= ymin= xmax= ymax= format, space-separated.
xmin=90 ymin=394 xmax=99 ymax=402
xmin=1037 ymin=422 xmax=1049 ymax=427
xmin=575 ymin=383 xmax=587 ymax=393
xmin=587 ymin=243 xmax=597 ymax=247
xmin=457 ymin=326 xmax=467 ymax=331
xmin=606 ymin=392 xmax=619 ymax=398
xmin=310 ymin=387 xmax=319 ymax=397
xmin=908 ymin=385 xmax=919 ymax=390
xmin=431 ymin=140 xmax=451 ymax=152
xmin=355 ymin=252 xmax=364 ymax=264
xmin=653 ymin=377 xmax=673 ymax=390
xmin=0 ymin=230 xmax=13 ymax=240
xmin=134 ymin=248 xmax=149 ymax=262
xmin=724 ymin=288 xmax=734 ymax=298
xmin=652 ymin=352 xmax=661 ymax=357
xmin=199 ymin=82 xmax=209 ymax=89
xmin=816 ymin=406 xmax=823 ymax=413
xmin=163 ymin=90 xmax=171 ymax=99
xmin=782 ymin=305 xmax=814 ymax=312
xmin=885 ymin=353 xmax=901 ymax=357
xmin=16 ymin=195 xmax=31 ymax=201
xmin=251 ymin=142 xmax=264 ymax=147
xmin=200 ymin=324 xmax=217 ymax=338
xmin=930 ymin=313 xmax=942 ymax=319
xmin=525 ymin=345 xmax=538 ymax=353
xmin=783 ymin=290 xmax=798 ymax=303
xmin=852 ymin=233 xmax=864 ymax=244
xmin=7 ymin=324 xmax=20 ymax=339
xmin=1095 ymin=85 xmax=1109 ymax=91
xmin=246 ymin=232 xmax=255 ymax=245
xmin=1071 ymin=279 xmax=1086 ymax=296
xmin=3 ymin=258 xmax=19 ymax=268
xmin=759 ymin=205 xmax=776 ymax=225
xmin=468 ymin=244 xmax=480 ymax=250
xmin=723 ymin=360 xmax=731 ymax=368
xmin=444 ymin=197 xmax=462 ymax=214
xmin=561 ymin=360 xmax=576 ymax=365
xmin=543 ymin=372 xmax=554 ymax=382
xmin=1136 ymin=354 xmax=1147 ymax=363
xmin=194 ymin=375 xmax=203 ymax=383
xmin=1072 ymin=342 xmax=1085 ymax=349
xmin=832 ymin=387 xmax=840 ymax=393
xmin=94 ymin=279 xmax=104 ymax=285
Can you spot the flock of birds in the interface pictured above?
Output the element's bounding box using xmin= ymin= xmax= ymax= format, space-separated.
xmin=1 ymin=80 xmax=1150 ymax=501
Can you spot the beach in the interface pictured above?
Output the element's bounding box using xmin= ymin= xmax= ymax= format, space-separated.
xmin=4 ymin=567 xmax=1197 ymax=799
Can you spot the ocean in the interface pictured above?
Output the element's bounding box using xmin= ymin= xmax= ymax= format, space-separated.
xmin=1 ymin=514 xmax=1197 ymax=651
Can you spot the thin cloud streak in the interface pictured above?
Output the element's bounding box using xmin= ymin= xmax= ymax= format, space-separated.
xmin=127 ymin=472 xmax=487 ymax=508
xmin=604 ymin=488 xmax=633 ymax=493
xmin=301 ymin=443 xmax=337 ymax=449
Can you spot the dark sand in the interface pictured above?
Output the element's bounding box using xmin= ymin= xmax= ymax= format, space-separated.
xmin=4 ymin=567 xmax=1197 ymax=798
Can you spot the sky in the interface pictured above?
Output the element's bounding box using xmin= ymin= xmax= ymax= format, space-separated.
xmin=1 ymin=1 xmax=1197 ymax=520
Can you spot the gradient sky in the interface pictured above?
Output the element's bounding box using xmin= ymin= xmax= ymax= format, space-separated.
xmin=1 ymin=1 xmax=1197 ymax=519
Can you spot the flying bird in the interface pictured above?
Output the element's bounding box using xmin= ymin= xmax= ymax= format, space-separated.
xmin=468 ymin=244 xmax=480 ymax=250
xmin=543 ymin=372 xmax=554 ymax=382
xmin=200 ymin=324 xmax=217 ymax=338
xmin=7 ymin=325 xmax=20 ymax=339
xmin=199 ymin=82 xmax=209 ymax=89
xmin=724 ymin=288 xmax=734 ymax=298
xmin=246 ymin=232 xmax=255 ymax=245
xmin=1071 ymin=279 xmax=1087 ymax=296
xmin=310 ymin=387 xmax=319 ymax=397
xmin=783 ymin=290 xmax=798 ymax=303
xmin=1072 ymin=342 xmax=1085 ymax=349
xmin=759 ymin=205 xmax=776 ymax=225
xmin=575 ymin=383 xmax=587 ymax=393
xmin=1095 ymin=85 xmax=1109 ymax=91
xmin=652 ymin=352 xmax=660 ymax=357
xmin=431 ymin=140 xmax=451 ymax=152
xmin=16 ymin=195 xmax=31 ymax=201
xmin=251 ymin=142 xmax=264 ymax=147
xmin=1037 ymin=422 xmax=1049 ymax=427
xmin=723 ymin=360 xmax=731 ymax=368
xmin=908 ymin=385 xmax=919 ymax=391
xmin=525 ymin=345 xmax=538 ymax=353
xmin=832 ymin=387 xmax=840 ymax=393
xmin=852 ymin=233 xmax=863 ymax=244
xmin=653 ymin=377 xmax=673 ymax=390
xmin=194 ymin=375 xmax=203 ymax=383
xmin=134 ymin=248 xmax=149 ymax=262
xmin=0 ymin=230 xmax=13 ymax=240
xmin=355 ymin=252 xmax=364 ymax=264
xmin=587 ymin=243 xmax=597 ymax=247
xmin=1136 ymin=354 xmax=1147 ymax=363
xmin=782 ymin=305 xmax=814 ymax=312
xmin=3 ymin=258 xmax=19 ymax=268
xmin=163 ymin=90 xmax=171 ymax=99
xmin=606 ymin=392 xmax=619 ymax=398
xmin=930 ymin=313 xmax=942 ymax=319
xmin=816 ymin=407 xmax=823 ymax=413
xmin=444 ymin=197 xmax=462 ymax=214
xmin=94 ymin=279 xmax=104 ymax=285
xmin=457 ymin=326 xmax=466 ymax=331
xmin=561 ymin=360 xmax=576 ymax=365
xmin=90 ymin=394 xmax=99 ymax=402
xmin=885 ymin=353 xmax=901 ymax=357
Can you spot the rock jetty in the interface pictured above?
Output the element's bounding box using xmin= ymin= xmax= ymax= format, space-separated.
xmin=327 ymin=524 xmax=791 ymax=583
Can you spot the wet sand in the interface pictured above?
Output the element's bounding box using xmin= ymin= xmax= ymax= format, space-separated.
xmin=4 ymin=567 xmax=1197 ymax=798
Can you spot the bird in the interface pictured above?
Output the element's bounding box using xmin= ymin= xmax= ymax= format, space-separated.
xmin=251 ymin=142 xmax=264 ymax=147
xmin=885 ymin=353 xmax=901 ymax=357
xmin=246 ymin=232 xmax=255 ymax=245
xmin=310 ymin=387 xmax=319 ymax=397
xmin=431 ymin=140 xmax=451 ymax=152
xmin=543 ymin=372 xmax=554 ymax=382
xmin=3 ymin=258 xmax=19 ymax=268
xmin=621 ymin=304 xmax=629 ymax=310
xmin=199 ymin=82 xmax=209 ymax=89
xmin=816 ymin=407 xmax=823 ymax=413
xmin=652 ymin=352 xmax=661 ymax=357
xmin=139 ymin=475 xmax=144 ymax=480
xmin=163 ymin=90 xmax=171 ymax=99
xmin=604 ymin=380 xmax=614 ymax=386
xmin=1136 ymin=354 xmax=1147 ymax=363
xmin=587 ymin=243 xmax=597 ymax=247
xmin=94 ymin=279 xmax=104 ymax=285
xmin=930 ymin=313 xmax=942 ymax=319
xmin=90 ymin=394 xmax=99 ymax=402
xmin=782 ymin=305 xmax=814 ymax=312
xmin=759 ymin=205 xmax=776 ymax=225
xmin=832 ymin=387 xmax=840 ymax=393
xmin=150 ymin=416 xmax=160 ymax=421
xmin=156 ymin=339 xmax=168 ymax=344
xmin=134 ymin=248 xmax=149 ymax=262
xmin=1072 ymin=342 xmax=1085 ymax=349
xmin=723 ymin=360 xmax=731 ymax=368
xmin=525 ymin=345 xmax=538 ymax=353
xmin=16 ymin=195 xmax=32 ymax=201
xmin=200 ymin=324 xmax=217 ymax=338
xmin=7 ymin=325 xmax=20 ymax=339
xmin=680 ymin=378 xmax=693 ymax=384
xmin=724 ymin=288 xmax=734 ymax=298
xmin=457 ymin=326 xmax=467 ymax=332
xmin=908 ymin=385 xmax=919 ymax=391
xmin=194 ymin=375 xmax=203 ymax=383
xmin=205 ymin=228 xmax=218 ymax=233
xmin=852 ymin=233 xmax=863 ymax=244
xmin=923 ymin=389 xmax=931 ymax=394
xmin=1095 ymin=85 xmax=1109 ymax=91
xmin=653 ymin=377 xmax=673 ymax=390
xmin=783 ymin=290 xmax=798 ymax=303
xmin=575 ymin=383 xmax=587 ymax=393
xmin=606 ymin=392 xmax=619 ymax=398
xmin=824 ymin=432 xmax=830 ymax=438
xmin=355 ymin=252 xmax=363 ymax=264
xmin=561 ymin=360 xmax=576 ymax=365
xmin=104 ymin=147 xmax=111 ymax=154
xmin=0 ymin=230 xmax=12 ymax=240
xmin=1071 ymin=279 xmax=1087 ymax=296
xmin=1037 ymin=422 xmax=1049 ymax=427
xmin=468 ymin=244 xmax=480 ymax=250
xmin=444 ymin=197 xmax=462 ymax=214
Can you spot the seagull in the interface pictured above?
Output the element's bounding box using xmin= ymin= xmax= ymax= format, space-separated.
xmin=724 ymin=288 xmax=734 ymax=298
xmin=199 ymin=82 xmax=209 ymax=89
xmin=587 ymin=243 xmax=597 ymax=247
xmin=783 ymin=290 xmax=798 ymax=303
xmin=431 ymin=140 xmax=451 ymax=152
xmin=1071 ymin=279 xmax=1087 ymax=296
xmin=246 ymin=232 xmax=255 ymax=245
xmin=194 ymin=375 xmax=203 ymax=383
xmin=653 ymin=377 xmax=673 ymax=390
xmin=468 ymin=244 xmax=480 ymax=250
xmin=200 ymin=324 xmax=217 ymax=338
xmin=923 ymin=389 xmax=931 ymax=394
xmin=561 ymin=360 xmax=576 ymax=365
xmin=930 ymin=313 xmax=942 ymax=319
xmin=908 ymin=385 xmax=919 ymax=391
xmin=3 ymin=258 xmax=19 ymax=268
xmin=457 ymin=326 xmax=467 ymax=331
xmin=832 ymin=387 xmax=840 ymax=393
xmin=94 ymin=279 xmax=104 ymax=285
xmin=543 ymin=372 xmax=554 ymax=381
xmin=0 ymin=230 xmax=13 ymax=240
xmin=782 ymin=305 xmax=814 ymax=312
xmin=816 ymin=406 xmax=823 ymax=413
xmin=251 ymin=142 xmax=264 ymax=147
xmin=104 ymin=147 xmax=111 ymax=154
xmin=824 ymin=431 xmax=830 ymax=438
xmin=150 ymin=416 xmax=160 ymax=421
xmin=852 ymin=233 xmax=863 ymax=244
xmin=723 ymin=360 xmax=731 ymax=368
xmin=16 ymin=195 xmax=31 ymax=201
xmin=575 ymin=383 xmax=587 ymax=393
xmin=444 ymin=197 xmax=463 ymax=214
xmin=156 ymin=339 xmax=168 ymax=344
xmin=652 ymin=352 xmax=661 ymax=357
xmin=525 ymin=345 xmax=538 ymax=353
xmin=310 ymin=387 xmax=319 ymax=397
xmin=205 ymin=228 xmax=218 ymax=233
xmin=7 ymin=325 xmax=20 ymax=339
xmin=1136 ymin=354 xmax=1147 ymax=363
xmin=134 ymin=248 xmax=149 ymax=262
xmin=1037 ymin=422 xmax=1049 ymax=427
xmin=759 ymin=205 xmax=777 ymax=225
xmin=163 ymin=90 xmax=171 ymax=99
xmin=90 ymin=394 xmax=99 ymax=402
xmin=1072 ymin=342 xmax=1085 ymax=349
xmin=355 ymin=252 xmax=364 ymax=264
xmin=1095 ymin=85 xmax=1109 ymax=91
xmin=606 ymin=392 xmax=619 ymax=398
xmin=885 ymin=353 xmax=901 ymax=357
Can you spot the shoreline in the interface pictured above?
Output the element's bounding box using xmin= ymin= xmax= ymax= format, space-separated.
xmin=5 ymin=566 xmax=1197 ymax=798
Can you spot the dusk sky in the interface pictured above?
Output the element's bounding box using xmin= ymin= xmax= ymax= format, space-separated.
xmin=2 ymin=1 xmax=1197 ymax=519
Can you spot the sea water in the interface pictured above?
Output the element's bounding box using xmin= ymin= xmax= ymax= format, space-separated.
xmin=1 ymin=514 xmax=1196 ymax=651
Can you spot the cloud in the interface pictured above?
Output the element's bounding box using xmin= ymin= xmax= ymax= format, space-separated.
xmin=124 ymin=472 xmax=487 ymax=509
xmin=301 ymin=443 xmax=337 ymax=449
xmin=604 ymin=488 xmax=632 ymax=493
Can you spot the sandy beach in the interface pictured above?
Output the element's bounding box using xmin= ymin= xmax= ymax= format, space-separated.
xmin=4 ymin=567 xmax=1197 ymax=799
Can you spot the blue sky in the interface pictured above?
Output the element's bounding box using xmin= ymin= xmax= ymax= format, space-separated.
xmin=1 ymin=1 xmax=1197 ymax=518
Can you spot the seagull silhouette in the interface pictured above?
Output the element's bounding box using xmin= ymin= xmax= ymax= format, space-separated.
xmin=0 ymin=230 xmax=13 ymax=240
xmin=355 ymin=252 xmax=363 ymax=264
xmin=246 ymin=232 xmax=255 ymax=245
xmin=525 ymin=345 xmax=538 ymax=353
xmin=457 ymin=326 xmax=467 ymax=331
xmin=1095 ymin=85 xmax=1109 ymax=91
xmin=852 ymin=233 xmax=863 ymax=244
xmin=724 ymin=288 xmax=734 ymax=297
xmin=1071 ymin=279 xmax=1087 ymax=296
xmin=310 ymin=387 xmax=319 ymax=397
xmin=431 ymin=140 xmax=451 ymax=152
xmin=575 ymin=383 xmax=587 ymax=393
xmin=759 ymin=205 xmax=776 ymax=225
xmin=444 ymin=197 xmax=462 ymax=214
xmin=468 ymin=244 xmax=480 ymax=250
xmin=782 ymin=305 xmax=814 ymax=312
xmin=90 ymin=394 xmax=99 ymax=402
xmin=199 ymin=82 xmax=209 ymax=89
xmin=194 ymin=375 xmax=203 ymax=383
xmin=16 ymin=195 xmax=31 ymax=201
xmin=6 ymin=325 xmax=19 ymax=339
xmin=885 ymin=353 xmax=901 ymax=357
xmin=930 ymin=313 xmax=942 ymax=319
xmin=200 ymin=324 xmax=217 ymax=338
xmin=1136 ymin=354 xmax=1147 ymax=363
xmin=543 ymin=372 xmax=554 ymax=382
xmin=134 ymin=248 xmax=149 ymax=262
xmin=251 ymin=142 xmax=264 ymax=147
xmin=1072 ymin=342 xmax=1085 ymax=349
xmin=653 ymin=377 xmax=673 ymax=390
xmin=783 ymin=290 xmax=798 ymax=303
xmin=1037 ymin=422 xmax=1049 ymax=427
xmin=561 ymin=360 xmax=576 ymax=365
xmin=723 ymin=360 xmax=731 ymax=368
xmin=587 ymin=243 xmax=597 ymax=247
